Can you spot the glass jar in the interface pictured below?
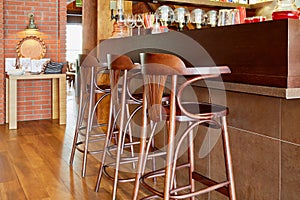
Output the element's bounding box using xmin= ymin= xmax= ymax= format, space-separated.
xmin=272 ymin=0 xmax=299 ymax=20
xmin=174 ymin=7 xmax=190 ymax=31
xmin=190 ymin=9 xmax=205 ymax=29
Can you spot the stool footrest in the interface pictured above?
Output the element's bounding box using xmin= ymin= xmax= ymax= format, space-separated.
xmin=140 ymin=164 xmax=230 ymax=199
xmin=169 ymin=181 xmax=229 ymax=199
xmin=75 ymin=144 xmax=105 ymax=155
xmin=103 ymin=165 xmax=136 ymax=183
xmin=192 ymin=171 xmax=229 ymax=197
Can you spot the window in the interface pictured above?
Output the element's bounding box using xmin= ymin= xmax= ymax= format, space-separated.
xmin=66 ymin=24 xmax=82 ymax=63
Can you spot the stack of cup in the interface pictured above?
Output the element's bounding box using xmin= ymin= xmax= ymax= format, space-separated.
xmin=218 ymin=9 xmax=241 ymax=26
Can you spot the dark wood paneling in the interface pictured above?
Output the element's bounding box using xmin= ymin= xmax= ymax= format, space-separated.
xmin=99 ymin=19 xmax=300 ymax=88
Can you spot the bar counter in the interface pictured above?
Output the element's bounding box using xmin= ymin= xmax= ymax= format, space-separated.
xmin=99 ymin=19 xmax=300 ymax=199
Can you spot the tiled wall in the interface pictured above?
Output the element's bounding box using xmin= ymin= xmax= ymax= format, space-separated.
xmin=165 ymin=85 xmax=300 ymax=199
xmin=189 ymin=88 xmax=300 ymax=199
xmin=0 ymin=0 xmax=66 ymax=123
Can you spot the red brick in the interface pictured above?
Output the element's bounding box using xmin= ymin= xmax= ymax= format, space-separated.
xmin=27 ymin=105 xmax=43 ymax=110
xmin=18 ymin=101 xmax=33 ymax=106
xmin=1 ymin=0 xmax=67 ymax=123
xmin=17 ymin=110 xmax=33 ymax=115
xmin=18 ymin=91 xmax=34 ymax=96
xmin=42 ymin=105 xmax=51 ymax=109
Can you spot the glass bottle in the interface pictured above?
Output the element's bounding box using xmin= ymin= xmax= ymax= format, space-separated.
xmin=272 ymin=0 xmax=300 ymax=20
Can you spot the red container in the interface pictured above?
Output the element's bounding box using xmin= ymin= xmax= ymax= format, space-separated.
xmin=237 ymin=6 xmax=246 ymax=23
xmin=244 ymin=17 xmax=253 ymax=23
xmin=272 ymin=10 xmax=299 ymax=20
xmin=252 ymin=16 xmax=266 ymax=22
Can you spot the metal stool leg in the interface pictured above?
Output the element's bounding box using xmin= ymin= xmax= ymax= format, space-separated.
xmin=221 ymin=116 xmax=236 ymax=200
xmin=70 ymin=72 xmax=89 ymax=166
xmin=81 ymin=68 xmax=96 ymax=177
xmin=188 ymin=122 xmax=195 ymax=200
xmin=95 ymin=96 xmax=114 ymax=192
xmin=132 ymin=91 xmax=148 ymax=200
xmin=112 ymin=70 xmax=128 ymax=200
xmin=123 ymin=104 xmax=136 ymax=166
xmin=163 ymin=75 xmax=177 ymax=200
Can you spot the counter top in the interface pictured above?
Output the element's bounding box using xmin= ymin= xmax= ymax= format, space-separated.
xmin=194 ymin=81 xmax=300 ymax=99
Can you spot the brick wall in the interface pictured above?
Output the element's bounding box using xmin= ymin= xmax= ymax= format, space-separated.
xmin=0 ymin=0 xmax=4 ymax=123
xmin=0 ymin=0 xmax=66 ymax=123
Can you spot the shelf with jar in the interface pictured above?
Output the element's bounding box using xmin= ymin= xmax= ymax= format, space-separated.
xmin=131 ymin=0 xmax=276 ymax=30
xmin=132 ymin=0 xmax=273 ymax=9
xmin=130 ymin=1 xmax=274 ymax=32
xmin=127 ymin=0 xmax=299 ymax=35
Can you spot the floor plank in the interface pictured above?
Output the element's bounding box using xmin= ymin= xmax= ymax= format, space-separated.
xmin=0 ymin=87 xmax=152 ymax=200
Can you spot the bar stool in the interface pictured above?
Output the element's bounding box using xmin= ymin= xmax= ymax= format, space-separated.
xmin=133 ymin=53 xmax=236 ymax=199
xmin=95 ymin=54 xmax=168 ymax=199
xmin=94 ymin=54 xmax=142 ymax=199
xmin=69 ymin=55 xmax=110 ymax=177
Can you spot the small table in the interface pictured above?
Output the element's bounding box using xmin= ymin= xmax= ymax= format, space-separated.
xmin=5 ymin=73 xmax=66 ymax=129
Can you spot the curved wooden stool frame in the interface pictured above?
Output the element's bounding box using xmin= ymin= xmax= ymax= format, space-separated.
xmin=133 ymin=53 xmax=236 ymax=200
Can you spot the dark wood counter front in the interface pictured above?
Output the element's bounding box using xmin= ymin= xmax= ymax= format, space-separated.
xmin=99 ymin=19 xmax=300 ymax=88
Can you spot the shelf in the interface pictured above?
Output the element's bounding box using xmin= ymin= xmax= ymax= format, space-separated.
xmin=137 ymin=0 xmax=273 ymax=9
xmin=249 ymin=0 xmax=273 ymax=9
xmin=156 ymin=0 xmax=250 ymax=8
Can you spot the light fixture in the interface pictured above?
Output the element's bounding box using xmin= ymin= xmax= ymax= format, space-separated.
xmin=26 ymin=13 xmax=38 ymax=30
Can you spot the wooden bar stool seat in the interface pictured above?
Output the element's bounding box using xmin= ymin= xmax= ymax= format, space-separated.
xmin=133 ymin=52 xmax=236 ymax=200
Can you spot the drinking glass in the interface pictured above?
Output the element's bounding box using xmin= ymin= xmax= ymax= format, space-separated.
xmin=115 ymin=10 xmax=126 ymax=37
xmin=207 ymin=10 xmax=217 ymax=27
xmin=135 ymin=14 xmax=144 ymax=35
xmin=144 ymin=13 xmax=155 ymax=29
xmin=229 ymin=9 xmax=240 ymax=25
xmin=218 ymin=9 xmax=230 ymax=26
xmin=125 ymin=14 xmax=136 ymax=36
xmin=151 ymin=16 xmax=161 ymax=34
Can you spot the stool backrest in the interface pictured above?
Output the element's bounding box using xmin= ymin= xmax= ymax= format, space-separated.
xmin=79 ymin=55 xmax=107 ymax=95
xmin=81 ymin=54 xmax=101 ymax=68
xmin=140 ymin=52 xmax=230 ymax=122
xmin=107 ymin=54 xmax=137 ymax=71
xmin=107 ymin=54 xmax=141 ymax=111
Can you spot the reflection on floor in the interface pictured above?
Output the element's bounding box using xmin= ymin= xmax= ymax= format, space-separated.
xmin=0 ymin=85 xmax=150 ymax=199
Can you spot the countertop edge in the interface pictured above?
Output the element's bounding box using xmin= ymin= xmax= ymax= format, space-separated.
xmin=193 ymin=81 xmax=300 ymax=99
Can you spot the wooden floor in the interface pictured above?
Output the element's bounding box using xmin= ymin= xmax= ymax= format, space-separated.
xmin=0 ymin=87 xmax=150 ymax=200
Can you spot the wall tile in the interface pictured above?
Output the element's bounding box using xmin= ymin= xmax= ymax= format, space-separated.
xmin=226 ymin=91 xmax=280 ymax=138
xmin=281 ymin=99 xmax=300 ymax=144
xmin=281 ymin=142 xmax=300 ymax=200
xmin=210 ymin=127 xmax=280 ymax=200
